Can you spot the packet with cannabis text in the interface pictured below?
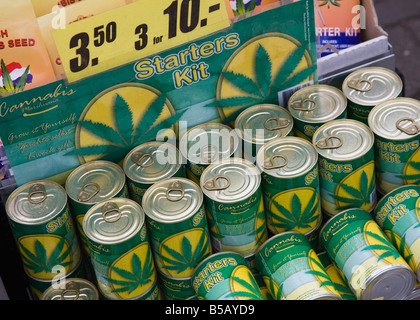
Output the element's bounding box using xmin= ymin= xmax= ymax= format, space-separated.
xmin=0 ymin=0 xmax=56 ymax=96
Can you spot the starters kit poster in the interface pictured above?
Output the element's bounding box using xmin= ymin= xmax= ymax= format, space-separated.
xmin=0 ymin=0 xmax=317 ymax=193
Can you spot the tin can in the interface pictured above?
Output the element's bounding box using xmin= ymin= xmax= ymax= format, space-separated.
xmin=313 ymin=119 xmax=376 ymax=218
xmin=317 ymin=251 xmax=356 ymax=300
xmin=256 ymin=136 xmax=322 ymax=236
xmin=40 ymin=278 xmax=99 ymax=300
xmin=192 ymin=251 xmax=264 ymax=300
xmin=179 ymin=123 xmax=240 ymax=185
xmin=320 ymin=208 xmax=416 ymax=300
xmin=6 ymin=180 xmax=82 ymax=282
xmin=342 ymin=67 xmax=403 ymax=124
xmin=82 ymin=198 xmax=160 ymax=300
xmin=158 ymin=272 xmax=197 ymax=300
xmin=234 ymin=104 xmax=293 ymax=162
xmin=142 ymin=178 xmax=212 ymax=299
xmin=374 ymin=185 xmax=420 ymax=281
xmin=288 ymin=84 xmax=347 ymax=141
xmin=65 ymin=160 xmax=128 ymax=255
xmin=315 ymin=0 xmax=361 ymax=57
xmin=403 ymin=282 xmax=420 ymax=300
xmin=123 ymin=141 xmax=185 ymax=205
xmin=26 ymin=257 xmax=87 ymax=300
xmin=368 ymin=98 xmax=420 ymax=195
xmin=200 ymin=158 xmax=267 ymax=257
xmin=255 ymin=231 xmax=341 ymax=300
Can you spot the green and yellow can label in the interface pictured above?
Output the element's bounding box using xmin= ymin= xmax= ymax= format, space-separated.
xmin=192 ymin=251 xmax=265 ymax=300
xmin=375 ymin=185 xmax=420 ymax=279
xmin=256 ymin=231 xmax=341 ymax=300
xmin=320 ymin=208 xmax=414 ymax=299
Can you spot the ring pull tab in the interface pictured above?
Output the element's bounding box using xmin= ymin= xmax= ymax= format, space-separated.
xmin=28 ymin=183 xmax=47 ymax=204
xmin=203 ymin=175 xmax=231 ymax=191
xmin=316 ymin=136 xmax=344 ymax=150
xmin=264 ymin=117 xmax=291 ymax=131
xmin=201 ymin=145 xmax=218 ymax=163
xmin=166 ymin=180 xmax=185 ymax=202
xmin=102 ymin=202 xmax=121 ymax=223
xmin=61 ymin=281 xmax=80 ymax=300
xmin=263 ymin=155 xmax=288 ymax=170
xmin=396 ymin=118 xmax=420 ymax=135
xmin=347 ymin=79 xmax=373 ymax=92
xmin=290 ymin=98 xmax=317 ymax=112
xmin=131 ymin=151 xmax=155 ymax=168
xmin=77 ymin=182 xmax=100 ymax=202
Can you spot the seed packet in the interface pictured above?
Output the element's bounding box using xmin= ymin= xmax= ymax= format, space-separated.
xmin=37 ymin=0 xmax=130 ymax=76
xmin=0 ymin=0 xmax=56 ymax=96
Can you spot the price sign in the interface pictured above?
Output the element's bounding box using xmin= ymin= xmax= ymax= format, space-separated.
xmin=53 ymin=0 xmax=230 ymax=83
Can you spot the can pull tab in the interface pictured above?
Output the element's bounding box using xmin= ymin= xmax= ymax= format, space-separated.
xmin=131 ymin=151 xmax=155 ymax=168
xmin=201 ymin=145 xmax=218 ymax=163
xmin=290 ymin=98 xmax=317 ymax=111
xmin=203 ymin=175 xmax=231 ymax=191
xmin=396 ymin=118 xmax=420 ymax=135
xmin=77 ymin=182 xmax=100 ymax=202
xmin=166 ymin=180 xmax=185 ymax=202
xmin=102 ymin=202 xmax=121 ymax=223
xmin=28 ymin=183 xmax=47 ymax=204
xmin=61 ymin=281 xmax=80 ymax=300
xmin=347 ymin=79 xmax=373 ymax=92
xmin=315 ymin=136 xmax=343 ymax=150
xmin=263 ymin=155 xmax=288 ymax=170
xmin=263 ymin=117 xmax=291 ymax=131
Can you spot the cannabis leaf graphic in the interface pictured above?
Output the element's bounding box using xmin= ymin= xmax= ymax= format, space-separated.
xmin=212 ymin=42 xmax=316 ymax=124
xmin=363 ymin=230 xmax=401 ymax=262
xmin=399 ymin=161 xmax=420 ymax=184
xmin=0 ymin=59 xmax=31 ymax=97
xmin=227 ymin=275 xmax=265 ymax=300
xmin=158 ymin=232 xmax=209 ymax=274
xmin=389 ymin=231 xmax=414 ymax=264
xmin=332 ymin=171 xmax=376 ymax=211
xmin=66 ymin=93 xmax=185 ymax=163
xmin=319 ymin=0 xmax=342 ymax=8
xmin=271 ymin=193 xmax=319 ymax=230
xmin=19 ymin=238 xmax=72 ymax=274
xmin=306 ymin=255 xmax=336 ymax=288
xmin=232 ymin=0 xmax=260 ymax=16
xmin=107 ymin=251 xmax=154 ymax=294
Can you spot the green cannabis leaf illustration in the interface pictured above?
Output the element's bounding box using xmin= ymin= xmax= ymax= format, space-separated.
xmin=318 ymin=0 xmax=342 ymax=8
xmin=211 ymin=42 xmax=316 ymax=124
xmin=66 ymin=93 xmax=185 ymax=163
xmin=0 ymin=59 xmax=30 ymax=97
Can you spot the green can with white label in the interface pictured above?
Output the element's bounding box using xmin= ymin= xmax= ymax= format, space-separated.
xmin=192 ymin=251 xmax=264 ymax=300
xmin=255 ymin=231 xmax=341 ymax=300
xmin=6 ymin=180 xmax=82 ymax=282
xmin=255 ymin=136 xmax=322 ymax=237
xmin=320 ymin=208 xmax=416 ymax=300
xmin=82 ymin=198 xmax=160 ymax=300
xmin=313 ymin=119 xmax=376 ymax=218
xmin=374 ymin=185 xmax=420 ymax=281
xmin=123 ymin=141 xmax=185 ymax=205
xmin=368 ymin=98 xmax=420 ymax=195
xmin=200 ymin=158 xmax=267 ymax=258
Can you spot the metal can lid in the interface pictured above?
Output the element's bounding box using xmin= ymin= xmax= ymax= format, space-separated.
xmin=234 ymin=104 xmax=293 ymax=144
xmin=342 ymin=67 xmax=402 ymax=106
xmin=6 ymin=180 xmax=67 ymax=225
xmin=313 ymin=119 xmax=374 ymax=161
xmin=362 ymin=264 xmax=416 ymax=300
xmin=200 ymin=158 xmax=260 ymax=203
xmin=65 ymin=160 xmax=126 ymax=205
xmin=179 ymin=123 xmax=239 ymax=165
xmin=288 ymin=85 xmax=347 ymax=123
xmin=123 ymin=141 xmax=182 ymax=185
xmin=40 ymin=278 xmax=99 ymax=300
xmin=142 ymin=178 xmax=203 ymax=223
xmin=82 ymin=198 xmax=144 ymax=245
xmin=256 ymin=137 xmax=318 ymax=178
xmin=368 ymin=98 xmax=420 ymax=140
